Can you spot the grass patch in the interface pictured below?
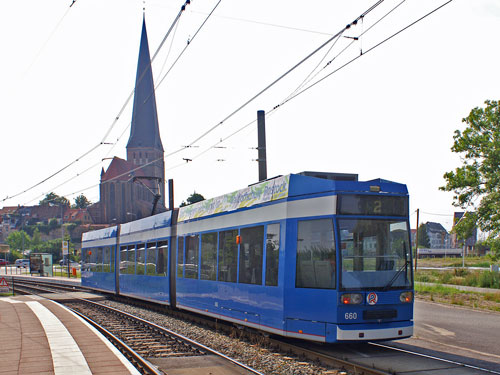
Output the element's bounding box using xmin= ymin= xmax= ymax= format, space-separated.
xmin=415 ymin=269 xmax=500 ymax=289
xmin=415 ymin=283 xmax=500 ymax=312
xmin=417 ymin=256 xmax=493 ymax=268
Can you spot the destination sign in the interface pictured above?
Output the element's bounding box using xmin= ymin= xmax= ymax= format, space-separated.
xmin=338 ymin=195 xmax=408 ymax=217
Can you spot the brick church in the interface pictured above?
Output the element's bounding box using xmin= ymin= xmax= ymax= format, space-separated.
xmin=88 ymin=17 xmax=166 ymax=224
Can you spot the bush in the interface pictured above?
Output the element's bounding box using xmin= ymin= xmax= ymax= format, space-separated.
xmin=440 ymin=272 xmax=454 ymax=284
xmin=478 ymin=272 xmax=500 ymax=289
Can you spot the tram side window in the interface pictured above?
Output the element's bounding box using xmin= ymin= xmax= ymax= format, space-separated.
xmin=119 ymin=246 xmax=127 ymax=274
xmin=82 ymin=249 xmax=89 ymax=272
xmin=218 ymin=229 xmax=238 ymax=283
xmin=102 ymin=247 xmax=111 ymax=272
xmin=156 ymin=241 xmax=168 ymax=276
xmin=136 ymin=243 xmax=146 ymax=275
xmin=177 ymin=237 xmax=184 ymax=278
xmin=201 ymin=232 xmax=217 ymax=281
xmin=110 ymin=246 xmax=115 ymax=273
xmin=239 ymin=226 xmax=264 ymax=285
xmin=265 ymin=224 xmax=280 ymax=286
xmin=296 ymin=219 xmax=336 ymax=289
xmin=90 ymin=249 xmax=97 ymax=272
xmin=96 ymin=247 xmax=103 ymax=272
xmin=121 ymin=245 xmax=135 ymax=274
xmin=146 ymin=242 xmax=156 ymax=276
xmin=185 ymin=235 xmax=199 ymax=279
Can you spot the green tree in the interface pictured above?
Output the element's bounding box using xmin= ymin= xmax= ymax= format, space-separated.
xmin=441 ymin=100 xmax=500 ymax=257
xmin=417 ymin=223 xmax=430 ymax=248
xmin=180 ymin=192 xmax=205 ymax=207
xmin=31 ymin=228 xmax=42 ymax=250
xmin=39 ymin=192 xmax=70 ymax=207
xmin=6 ymin=231 xmax=31 ymax=253
xmin=72 ymin=194 xmax=91 ymax=209
xmin=37 ymin=239 xmax=67 ymax=263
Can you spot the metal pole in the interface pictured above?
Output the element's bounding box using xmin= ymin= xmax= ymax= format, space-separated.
xmin=414 ymin=208 xmax=419 ymax=273
xmin=168 ymin=179 xmax=174 ymax=211
xmin=462 ymin=243 xmax=465 ymax=268
xmin=257 ymin=110 xmax=267 ymax=181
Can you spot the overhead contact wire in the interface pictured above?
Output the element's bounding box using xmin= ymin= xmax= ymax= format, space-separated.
xmin=166 ymin=0 xmax=385 ymax=157
xmin=178 ymin=0 xmax=449 ymax=167
xmin=277 ymin=0 xmax=455 ymax=113
xmin=147 ymin=0 xmax=223 ymax=104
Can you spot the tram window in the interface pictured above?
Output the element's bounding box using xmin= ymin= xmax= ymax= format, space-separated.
xmin=136 ymin=243 xmax=146 ymax=275
xmin=96 ymin=247 xmax=103 ymax=273
xmin=239 ymin=226 xmax=264 ymax=285
xmin=90 ymin=249 xmax=97 ymax=272
xmin=185 ymin=235 xmax=199 ymax=279
xmin=201 ymin=232 xmax=217 ymax=281
xmin=125 ymin=245 xmax=136 ymax=274
xmin=296 ymin=219 xmax=336 ymax=289
xmin=110 ymin=246 xmax=115 ymax=273
xmin=218 ymin=229 xmax=238 ymax=283
xmin=102 ymin=247 xmax=111 ymax=272
xmin=177 ymin=237 xmax=184 ymax=278
xmin=156 ymin=241 xmax=168 ymax=276
xmin=146 ymin=243 xmax=156 ymax=276
xmin=265 ymin=224 xmax=280 ymax=286
xmin=119 ymin=246 xmax=128 ymax=274
xmin=81 ymin=249 xmax=87 ymax=271
xmin=82 ymin=248 xmax=91 ymax=272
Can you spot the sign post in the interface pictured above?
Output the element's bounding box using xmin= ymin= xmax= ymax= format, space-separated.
xmin=0 ymin=277 xmax=10 ymax=294
xmin=62 ymin=241 xmax=70 ymax=278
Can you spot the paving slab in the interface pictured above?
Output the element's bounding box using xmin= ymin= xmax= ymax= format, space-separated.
xmin=0 ymin=295 xmax=140 ymax=375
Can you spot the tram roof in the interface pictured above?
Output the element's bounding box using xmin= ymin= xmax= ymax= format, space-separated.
xmin=177 ymin=172 xmax=407 ymax=222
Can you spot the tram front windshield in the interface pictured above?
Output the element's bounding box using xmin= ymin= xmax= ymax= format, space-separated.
xmin=339 ymin=219 xmax=412 ymax=290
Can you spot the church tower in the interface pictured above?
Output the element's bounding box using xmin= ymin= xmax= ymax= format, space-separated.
xmin=126 ymin=16 xmax=165 ymax=209
xmin=90 ymin=16 xmax=166 ymax=224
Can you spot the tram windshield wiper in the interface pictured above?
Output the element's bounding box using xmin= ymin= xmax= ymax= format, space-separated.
xmin=383 ymin=242 xmax=410 ymax=291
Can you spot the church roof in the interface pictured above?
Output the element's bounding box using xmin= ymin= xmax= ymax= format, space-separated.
xmin=126 ymin=16 xmax=163 ymax=152
xmin=101 ymin=157 xmax=144 ymax=182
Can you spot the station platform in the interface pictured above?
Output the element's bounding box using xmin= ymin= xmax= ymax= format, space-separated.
xmin=0 ymin=269 xmax=82 ymax=287
xmin=0 ymin=294 xmax=141 ymax=375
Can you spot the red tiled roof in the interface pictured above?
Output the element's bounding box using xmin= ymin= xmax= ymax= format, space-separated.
xmin=0 ymin=207 xmax=18 ymax=215
xmin=101 ymin=157 xmax=144 ymax=182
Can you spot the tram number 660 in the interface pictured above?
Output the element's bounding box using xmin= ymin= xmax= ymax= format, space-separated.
xmin=345 ymin=312 xmax=358 ymax=320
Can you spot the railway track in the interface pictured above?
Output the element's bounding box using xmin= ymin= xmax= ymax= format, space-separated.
xmin=64 ymin=299 xmax=261 ymax=375
xmin=7 ymin=278 xmax=262 ymax=374
xmin=7 ymin=277 xmax=499 ymax=374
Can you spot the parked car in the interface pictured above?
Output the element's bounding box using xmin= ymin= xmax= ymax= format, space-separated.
xmin=15 ymin=259 xmax=30 ymax=268
xmin=0 ymin=259 xmax=8 ymax=266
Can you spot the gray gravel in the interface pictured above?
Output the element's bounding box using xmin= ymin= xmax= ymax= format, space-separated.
xmin=102 ymin=299 xmax=348 ymax=375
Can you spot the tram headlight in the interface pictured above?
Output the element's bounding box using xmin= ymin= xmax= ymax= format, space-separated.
xmin=342 ymin=293 xmax=363 ymax=305
xmin=400 ymin=291 xmax=413 ymax=303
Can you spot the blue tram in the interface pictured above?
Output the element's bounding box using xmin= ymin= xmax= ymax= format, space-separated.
xmin=82 ymin=172 xmax=414 ymax=343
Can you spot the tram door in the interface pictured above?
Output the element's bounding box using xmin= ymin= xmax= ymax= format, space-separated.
xmin=286 ymin=218 xmax=337 ymax=338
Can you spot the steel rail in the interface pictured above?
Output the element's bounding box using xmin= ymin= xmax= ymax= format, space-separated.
xmin=267 ymin=338 xmax=390 ymax=375
xmin=371 ymin=342 xmax=500 ymax=375
xmin=77 ymin=298 xmax=264 ymax=375
xmin=67 ymin=305 xmax=163 ymax=375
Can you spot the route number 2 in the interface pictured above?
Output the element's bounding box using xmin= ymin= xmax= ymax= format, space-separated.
xmin=345 ymin=312 xmax=357 ymax=320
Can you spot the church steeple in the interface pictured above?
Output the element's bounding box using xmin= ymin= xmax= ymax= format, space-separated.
xmin=126 ymin=16 xmax=163 ymax=152
xmin=125 ymin=15 xmax=166 ymax=212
